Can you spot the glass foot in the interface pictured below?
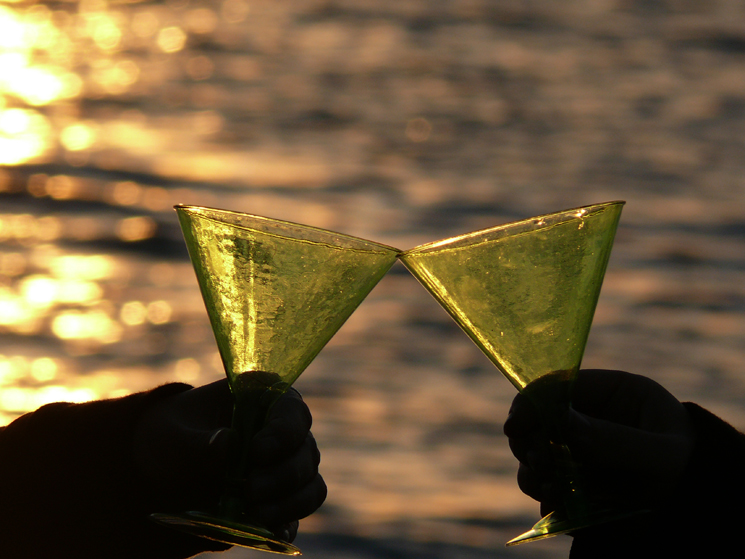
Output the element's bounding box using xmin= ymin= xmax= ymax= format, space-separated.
xmin=506 ymin=506 xmax=647 ymax=546
xmin=150 ymin=511 xmax=301 ymax=555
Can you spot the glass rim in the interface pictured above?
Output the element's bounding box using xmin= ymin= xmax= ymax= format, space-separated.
xmin=400 ymin=200 xmax=626 ymax=257
xmin=174 ymin=204 xmax=401 ymax=254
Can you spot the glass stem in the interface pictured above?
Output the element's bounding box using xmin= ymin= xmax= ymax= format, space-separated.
xmin=548 ymin=438 xmax=589 ymax=521
xmin=218 ymin=398 xmax=264 ymax=521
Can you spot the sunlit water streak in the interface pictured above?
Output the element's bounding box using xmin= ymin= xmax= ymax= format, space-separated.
xmin=2 ymin=1 xmax=745 ymax=558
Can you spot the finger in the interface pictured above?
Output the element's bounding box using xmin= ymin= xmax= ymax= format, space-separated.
xmin=508 ymin=435 xmax=530 ymax=465
xmin=504 ymin=393 xmax=542 ymax=438
xmin=252 ymin=473 xmax=328 ymax=526
xmin=169 ymin=425 xmax=239 ymax=485
xmin=270 ymin=520 xmax=299 ymax=543
xmin=206 ymin=426 xmax=240 ymax=472
xmin=248 ymin=433 xmax=321 ymax=502
xmin=287 ymin=520 xmax=299 ymax=542
xmin=251 ymin=392 xmax=313 ymax=464
xmin=508 ymin=431 xmax=552 ymax=469
xmin=517 ymin=463 xmax=546 ymax=502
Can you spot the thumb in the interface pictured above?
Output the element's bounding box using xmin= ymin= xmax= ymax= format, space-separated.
xmin=181 ymin=426 xmax=239 ymax=481
xmin=563 ymin=408 xmax=687 ymax=477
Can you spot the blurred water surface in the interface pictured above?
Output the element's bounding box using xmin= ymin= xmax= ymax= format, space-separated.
xmin=2 ymin=0 xmax=745 ymax=557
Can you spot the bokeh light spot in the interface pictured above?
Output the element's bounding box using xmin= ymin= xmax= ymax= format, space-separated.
xmin=131 ymin=10 xmax=159 ymax=38
xmin=27 ymin=173 xmax=47 ymax=197
xmin=157 ymin=26 xmax=187 ymax=53
xmin=221 ymin=0 xmax=250 ymax=23
xmin=6 ymin=214 xmax=35 ymax=240
xmin=174 ymin=358 xmax=200 ymax=383
xmin=186 ymin=55 xmax=214 ymax=81
xmin=30 ymin=357 xmax=58 ymax=383
xmin=50 ymin=254 xmax=114 ymax=281
xmin=20 ymin=275 xmax=58 ymax=308
xmin=116 ymin=216 xmax=156 ymax=242
xmin=13 ymin=67 xmax=65 ymax=106
xmin=46 ymin=175 xmax=78 ymax=200
xmin=0 ymin=355 xmax=20 ymax=386
xmin=111 ymin=181 xmax=141 ymax=206
xmin=0 ymin=109 xmax=51 ymax=164
xmin=61 ymin=122 xmax=97 ymax=151
xmin=0 ymin=108 xmax=31 ymax=135
xmin=91 ymin=15 xmax=122 ymax=51
xmin=121 ymin=300 xmax=147 ymax=326
xmin=147 ymin=300 xmax=172 ymax=324
xmin=406 ymin=117 xmax=432 ymax=143
xmin=186 ymin=8 xmax=218 ymax=34
xmin=0 ymin=295 xmax=25 ymax=327
xmin=61 ymin=73 xmax=84 ymax=99
xmin=52 ymin=309 xmax=122 ymax=344
xmin=57 ymin=279 xmax=103 ymax=304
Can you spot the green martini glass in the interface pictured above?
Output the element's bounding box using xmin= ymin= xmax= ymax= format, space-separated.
xmin=150 ymin=206 xmax=399 ymax=554
xmin=399 ymin=201 xmax=633 ymax=545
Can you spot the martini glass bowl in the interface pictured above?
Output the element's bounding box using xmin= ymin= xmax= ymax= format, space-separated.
xmin=150 ymin=206 xmax=399 ymax=554
xmin=399 ymin=201 xmax=627 ymax=545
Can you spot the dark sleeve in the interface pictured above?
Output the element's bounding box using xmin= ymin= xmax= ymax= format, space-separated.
xmin=0 ymin=384 xmax=229 ymax=559
xmin=569 ymin=402 xmax=745 ymax=559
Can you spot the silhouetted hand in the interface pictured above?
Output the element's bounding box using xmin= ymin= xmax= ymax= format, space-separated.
xmin=133 ymin=379 xmax=326 ymax=542
xmin=503 ymin=369 xmax=696 ymax=517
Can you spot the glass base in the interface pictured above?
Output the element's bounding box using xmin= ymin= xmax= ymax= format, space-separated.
xmin=150 ymin=511 xmax=301 ymax=555
xmin=506 ymin=506 xmax=647 ymax=546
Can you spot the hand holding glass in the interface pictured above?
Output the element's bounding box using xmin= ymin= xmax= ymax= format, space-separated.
xmin=399 ymin=201 xmax=631 ymax=545
xmin=151 ymin=206 xmax=398 ymax=554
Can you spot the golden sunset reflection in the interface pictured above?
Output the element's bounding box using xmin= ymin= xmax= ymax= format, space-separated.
xmin=0 ymin=384 xmax=98 ymax=412
xmin=0 ymin=351 xmax=107 ymax=424
xmin=0 ymin=0 xmax=241 ymax=170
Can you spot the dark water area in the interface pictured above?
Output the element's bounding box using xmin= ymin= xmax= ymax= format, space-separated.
xmin=2 ymin=1 xmax=745 ymax=558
